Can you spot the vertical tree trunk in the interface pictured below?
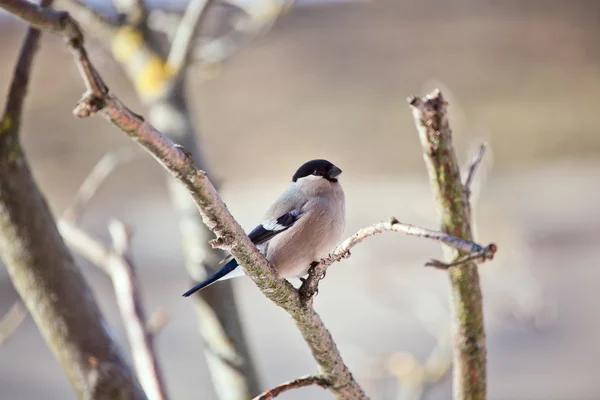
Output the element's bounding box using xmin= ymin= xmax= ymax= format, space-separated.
xmin=410 ymin=91 xmax=487 ymax=400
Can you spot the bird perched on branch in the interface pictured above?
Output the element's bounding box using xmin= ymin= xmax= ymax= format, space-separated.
xmin=182 ymin=159 xmax=346 ymax=296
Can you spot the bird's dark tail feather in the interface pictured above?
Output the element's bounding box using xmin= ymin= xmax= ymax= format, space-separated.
xmin=182 ymin=258 xmax=239 ymax=297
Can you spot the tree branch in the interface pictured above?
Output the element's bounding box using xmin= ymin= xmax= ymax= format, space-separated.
xmin=166 ymin=0 xmax=215 ymax=77
xmin=58 ymin=219 xmax=169 ymax=400
xmin=0 ymin=1 xmax=146 ymax=397
xmin=299 ymin=218 xmax=496 ymax=303
xmin=408 ymin=89 xmax=488 ymax=399
xmin=2 ymin=2 xmax=367 ymax=398
xmin=253 ymin=375 xmax=331 ymax=400
xmin=0 ymin=300 xmax=28 ymax=347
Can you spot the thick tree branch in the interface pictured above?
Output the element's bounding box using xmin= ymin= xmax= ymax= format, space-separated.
xmin=0 ymin=1 xmax=146 ymax=398
xmin=58 ymin=220 xmax=168 ymax=400
xmin=2 ymin=2 xmax=366 ymax=398
xmin=253 ymin=375 xmax=331 ymax=400
xmin=0 ymin=300 xmax=28 ymax=347
xmin=166 ymin=0 xmax=214 ymax=77
xmin=409 ymin=89 xmax=488 ymax=400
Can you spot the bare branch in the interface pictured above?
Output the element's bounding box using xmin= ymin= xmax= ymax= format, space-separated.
xmin=463 ymin=143 xmax=487 ymax=204
xmin=6 ymin=2 xmax=367 ymax=397
xmin=59 ymin=220 xmax=169 ymax=400
xmin=253 ymin=375 xmax=331 ymax=400
xmin=299 ymin=218 xmax=497 ymax=303
xmin=0 ymin=300 xmax=27 ymax=347
xmin=63 ymin=146 xmax=143 ymax=222
xmin=166 ymin=0 xmax=215 ymax=77
xmin=409 ymin=89 xmax=489 ymax=399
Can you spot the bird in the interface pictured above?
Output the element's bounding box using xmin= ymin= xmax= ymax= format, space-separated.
xmin=182 ymin=159 xmax=346 ymax=297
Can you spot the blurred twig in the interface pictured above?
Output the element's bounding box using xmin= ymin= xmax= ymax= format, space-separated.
xmin=59 ymin=219 xmax=169 ymax=400
xmin=166 ymin=0 xmax=215 ymax=77
xmin=146 ymin=308 xmax=170 ymax=336
xmin=463 ymin=143 xmax=487 ymax=206
xmin=0 ymin=300 xmax=27 ymax=347
xmin=60 ymin=145 xmax=169 ymax=399
xmin=253 ymin=375 xmax=330 ymax=400
xmin=409 ymin=89 xmax=489 ymax=399
xmin=62 ymin=146 xmax=144 ymax=222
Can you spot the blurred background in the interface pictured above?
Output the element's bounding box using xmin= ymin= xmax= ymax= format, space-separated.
xmin=1 ymin=0 xmax=599 ymax=399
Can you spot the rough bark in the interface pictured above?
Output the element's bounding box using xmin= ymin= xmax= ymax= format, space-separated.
xmin=409 ymin=90 xmax=487 ymax=400
xmin=57 ymin=0 xmax=264 ymax=396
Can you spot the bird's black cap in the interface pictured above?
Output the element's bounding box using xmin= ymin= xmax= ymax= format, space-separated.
xmin=292 ymin=159 xmax=342 ymax=182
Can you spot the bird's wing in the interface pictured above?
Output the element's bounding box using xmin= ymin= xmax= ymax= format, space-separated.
xmin=247 ymin=209 xmax=302 ymax=246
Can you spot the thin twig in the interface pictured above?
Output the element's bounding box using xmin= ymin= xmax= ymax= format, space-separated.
xmin=463 ymin=143 xmax=487 ymax=204
xmin=299 ymin=218 xmax=497 ymax=303
xmin=58 ymin=220 xmax=169 ymax=400
xmin=5 ymin=3 xmax=367 ymax=397
xmin=146 ymin=308 xmax=169 ymax=337
xmin=62 ymin=146 xmax=143 ymax=222
xmin=253 ymin=375 xmax=331 ymax=400
xmin=166 ymin=0 xmax=215 ymax=77
xmin=0 ymin=300 xmax=28 ymax=346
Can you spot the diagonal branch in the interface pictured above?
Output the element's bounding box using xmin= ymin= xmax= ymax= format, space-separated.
xmin=62 ymin=146 xmax=143 ymax=222
xmin=253 ymin=375 xmax=331 ymax=400
xmin=166 ymin=0 xmax=215 ymax=77
xmin=2 ymin=2 xmax=367 ymax=398
xmin=58 ymin=219 xmax=169 ymax=400
xmin=408 ymin=89 xmax=489 ymax=400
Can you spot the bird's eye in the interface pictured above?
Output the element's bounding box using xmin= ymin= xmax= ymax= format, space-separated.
xmin=313 ymin=170 xmax=319 ymax=175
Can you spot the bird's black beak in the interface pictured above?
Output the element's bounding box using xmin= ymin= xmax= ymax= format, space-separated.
xmin=328 ymin=165 xmax=342 ymax=179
